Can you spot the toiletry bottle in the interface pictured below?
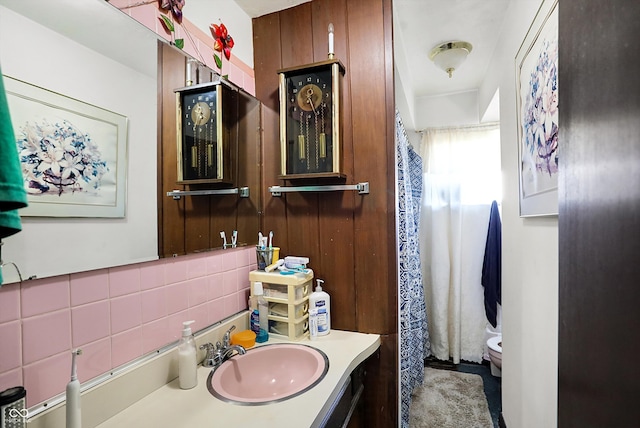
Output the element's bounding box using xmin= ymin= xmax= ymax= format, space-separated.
xmin=309 ymin=279 xmax=331 ymax=336
xmin=253 ymin=282 xmax=269 ymax=342
xmin=178 ymin=320 xmax=197 ymax=389
xmin=309 ymin=308 xmax=319 ymax=340
xmin=66 ymin=349 xmax=82 ymax=428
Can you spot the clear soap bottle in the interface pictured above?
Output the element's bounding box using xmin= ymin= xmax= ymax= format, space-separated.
xmin=252 ymin=282 xmax=269 ymax=342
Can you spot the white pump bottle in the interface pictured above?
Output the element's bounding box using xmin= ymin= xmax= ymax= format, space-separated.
xmin=178 ymin=320 xmax=198 ymax=389
xmin=309 ymin=279 xmax=331 ymax=336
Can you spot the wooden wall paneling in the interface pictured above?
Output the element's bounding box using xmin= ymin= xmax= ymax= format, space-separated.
xmin=253 ymin=13 xmax=287 ymax=250
xmin=253 ymin=13 xmax=282 ymax=112
xmin=277 ymin=3 xmax=322 ymax=267
xmin=382 ymin=0 xmax=397 ymax=334
xmin=279 ymin=3 xmax=314 ymax=69
xmin=160 ymin=42 xmax=186 ymax=257
xmin=253 ymin=1 xmax=398 ymax=425
xmin=346 ymin=0 xmax=393 ymax=335
xmin=235 ymin=95 xmax=262 ymax=246
xmin=311 ymin=0 xmax=357 ymax=331
xmin=558 ymin=1 xmax=640 ymax=426
xmin=346 ymin=1 xmax=397 ymax=426
xmin=260 ymin=105 xmax=286 ymax=247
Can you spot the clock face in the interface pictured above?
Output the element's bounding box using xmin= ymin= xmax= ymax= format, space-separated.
xmin=284 ymin=67 xmax=334 ymax=175
xmin=181 ymin=89 xmax=218 ymax=180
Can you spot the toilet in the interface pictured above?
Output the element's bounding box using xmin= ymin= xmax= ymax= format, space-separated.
xmin=487 ymin=335 xmax=502 ymax=377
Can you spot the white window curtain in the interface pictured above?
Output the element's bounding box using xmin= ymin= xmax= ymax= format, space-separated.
xmin=419 ymin=123 xmax=501 ymax=363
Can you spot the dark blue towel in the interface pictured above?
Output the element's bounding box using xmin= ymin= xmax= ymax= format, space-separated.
xmin=482 ymin=200 xmax=502 ymax=327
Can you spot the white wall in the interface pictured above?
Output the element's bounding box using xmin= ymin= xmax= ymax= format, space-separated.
xmin=479 ymin=0 xmax=558 ymax=426
xmin=414 ymin=90 xmax=480 ymax=129
xmin=0 ymin=2 xmax=159 ymax=282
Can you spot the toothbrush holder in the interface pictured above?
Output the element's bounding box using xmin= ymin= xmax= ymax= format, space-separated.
xmin=255 ymin=246 xmax=274 ymax=270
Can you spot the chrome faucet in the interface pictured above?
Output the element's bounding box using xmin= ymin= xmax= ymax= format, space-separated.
xmin=200 ymin=325 xmax=246 ymax=370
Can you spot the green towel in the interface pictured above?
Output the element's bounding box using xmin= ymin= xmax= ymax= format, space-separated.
xmin=0 ymin=68 xmax=28 ymax=284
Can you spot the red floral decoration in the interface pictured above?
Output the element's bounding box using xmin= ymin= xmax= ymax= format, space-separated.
xmin=210 ymin=22 xmax=234 ymax=69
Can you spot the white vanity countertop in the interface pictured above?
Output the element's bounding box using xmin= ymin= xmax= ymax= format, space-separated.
xmin=95 ymin=330 xmax=380 ymax=428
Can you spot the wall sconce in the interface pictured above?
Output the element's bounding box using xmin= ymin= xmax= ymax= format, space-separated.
xmin=429 ymin=41 xmax=473 ymax=78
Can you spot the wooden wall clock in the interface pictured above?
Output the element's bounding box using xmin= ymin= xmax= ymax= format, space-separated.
xmin=278 ymin=59 xmax=345 ymax=179
xmin=175 ymin=80 xmax=238 ymax=184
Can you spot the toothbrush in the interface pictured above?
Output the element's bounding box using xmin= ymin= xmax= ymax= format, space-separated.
xmin=258 ymin=232 xmax=264 ymax=249
xmin=66 ymin=349 xmax=82 ymax=428
xmin=231 ymin=230 xmax=237 ymax=248
xmin=220 ymin=231 xmax=227 ymax=248
xmin=268 ymin=231 xmax=273 ymax=249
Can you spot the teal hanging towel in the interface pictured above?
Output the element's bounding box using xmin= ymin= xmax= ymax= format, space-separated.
xmin=0 ymin=67 xmax=28 ymax=284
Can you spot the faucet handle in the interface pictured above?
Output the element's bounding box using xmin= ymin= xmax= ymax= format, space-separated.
xmin=199 ymin=342 xmax=216 ymax=367
xmin=223 ymin=325 xmax=236 ymax=347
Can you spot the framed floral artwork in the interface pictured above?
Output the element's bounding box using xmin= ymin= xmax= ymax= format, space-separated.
xmin=515 ymin=0 xmax=558 ymax=217
xmin=4 ymin=76 xmax=128 ymax=218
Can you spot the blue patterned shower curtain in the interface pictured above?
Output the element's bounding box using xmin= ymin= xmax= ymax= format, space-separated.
xmin=396 ymin=110 xmax=430 ymax=428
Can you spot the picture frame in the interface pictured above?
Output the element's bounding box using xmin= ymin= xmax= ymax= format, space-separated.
xmin=4 ymin=75 xmax=128 ymax=218
xmin=515 ymin=0 xmax=558 ymax=217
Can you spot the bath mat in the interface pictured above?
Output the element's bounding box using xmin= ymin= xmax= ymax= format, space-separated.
xmin=409 ymin=367 xmax=493 ymax=428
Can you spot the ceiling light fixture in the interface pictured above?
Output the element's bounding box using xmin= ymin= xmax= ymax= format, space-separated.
xmin=429 ymin=41 xmax=473 ymax=78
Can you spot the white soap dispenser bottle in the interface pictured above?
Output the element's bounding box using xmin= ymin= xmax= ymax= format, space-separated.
xmin=309 ymin=279 xmax=331 ymax=336
xmin=178 ymin=320 xmax=197 ymax=389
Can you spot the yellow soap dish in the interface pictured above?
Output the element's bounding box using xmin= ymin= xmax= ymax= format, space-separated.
xmin=231 ymin=330 xmax=256 ymax=349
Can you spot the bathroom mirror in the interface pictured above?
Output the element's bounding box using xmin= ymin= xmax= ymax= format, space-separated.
xmin=0 ymin=0 xmax=261 ymax=283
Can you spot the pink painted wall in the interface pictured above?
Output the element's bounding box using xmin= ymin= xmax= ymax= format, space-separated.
xmin=110 ymin=0 xmax=255 ymax=95
xmin=0 ymin=247 xmax=255 ymax=407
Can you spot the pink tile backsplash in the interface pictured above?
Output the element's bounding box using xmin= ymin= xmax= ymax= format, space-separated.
xmin=111 ymin=327 xmax=143 ymax=368
xmin=77 ymin=338 xmax=111 ymax=383
xmin=0 ymin=214 xmax=252 ymax=410
xmin=165 ymin=281 xmax=189 ymax=315
xmin=140 ymin=288 xmax=166 ymax=324
xmin=188 ymin=277 xmax=208 ymax=307
xmin=222 ymin=270 xmax=238 ymax=296
xmin=0 ymin=321 xmax=21 ymax=372
xmin=188 ymin=303 xmax=209 ymax=333
xmin=109 ymin=265 xmax=141 ymax=297
xmin=22 ymin=309 xmax=71 ymax=365
xmin=187 ymin=255 xmax=207 ymax=279
xmin=0 ymin=282 xmax=20 ymax=323
xmin=208 ymin=273 xmax=224 ymax=300
xmin=70 ymin=269 xmax=109 ymax=306
xmin=21 ymin=277 xmax=69 ymax=318
xmin=0 ymin=369 xmax=22 ymax=394
xmin=165 ymin=258 xmax=188 ymax=285
xmin=71 ymin=301 xmax=110 ymax=347
xmin=140 ymin=260 xmax=165 ymax=290
xmin=110 ymin=293 xmax=142 ymax=334
xmin=23 ymin=352 xmax=69 ymax=407
xmin=141 ymin=317 xmax=169 ymax=355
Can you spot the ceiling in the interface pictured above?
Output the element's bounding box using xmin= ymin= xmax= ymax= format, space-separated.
xmin=233 ymin=0 xmax=510 ymax=101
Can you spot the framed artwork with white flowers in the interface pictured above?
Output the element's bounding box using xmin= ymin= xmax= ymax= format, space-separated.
xmin=515 ymin=0 xmax=558 ymax=217
xmin=4 ymin=75 xmax=127 ymax=218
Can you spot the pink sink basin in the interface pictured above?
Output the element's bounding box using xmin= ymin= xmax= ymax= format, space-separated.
xmin=207 ymin=344 xmax=329 ymax=405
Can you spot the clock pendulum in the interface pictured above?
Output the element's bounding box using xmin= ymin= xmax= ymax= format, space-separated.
xmin=298 ymin=108 xmax=306 ymax=162
xmin=319 ymin=102 xmax=326 ymax=160
xmin=305 ymin=109 xmax=311 ymax=171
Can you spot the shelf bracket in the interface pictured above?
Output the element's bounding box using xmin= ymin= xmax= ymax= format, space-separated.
xmin=268 ymin=182 xmax=369 ymax=197
xmin=167 ymin=187 xmax=250 ymax=200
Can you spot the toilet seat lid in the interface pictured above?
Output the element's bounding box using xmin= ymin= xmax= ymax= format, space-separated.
xmin=487 ymin=335 xmax=502 ymax=351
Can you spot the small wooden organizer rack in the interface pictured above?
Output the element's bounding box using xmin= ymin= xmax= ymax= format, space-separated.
xmin=249 ymin=269 xmax=313 ymax=340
